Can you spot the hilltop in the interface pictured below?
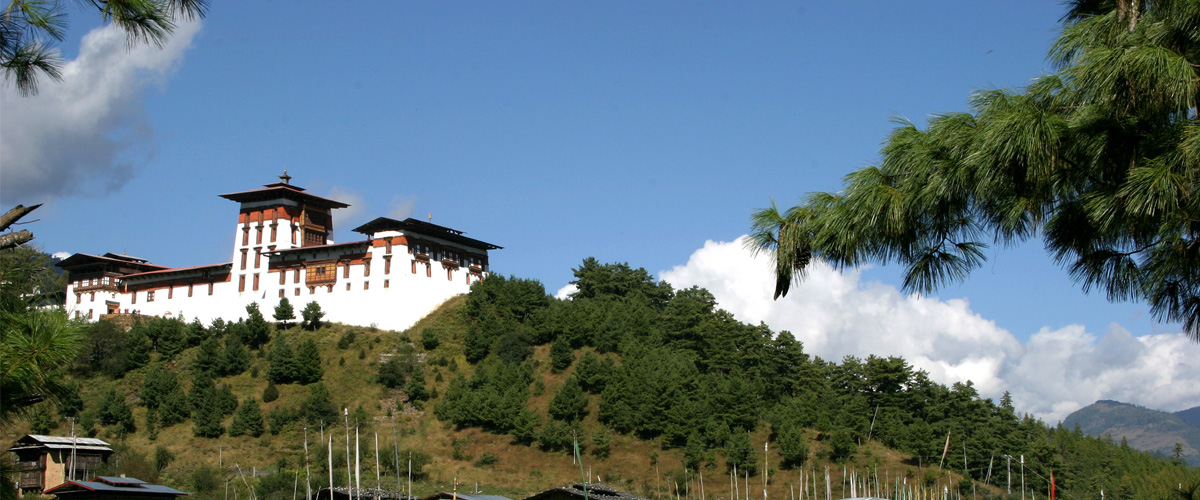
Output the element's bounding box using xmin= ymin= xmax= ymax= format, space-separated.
xmin=3 ymin=260 xmax=1197 ymax=500
xmin=1063 ymin=400 xmax=1200 ymax=467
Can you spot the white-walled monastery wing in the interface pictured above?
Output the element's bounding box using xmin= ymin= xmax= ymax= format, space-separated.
xmin=57 ymin=174 xmax=501 ymax=332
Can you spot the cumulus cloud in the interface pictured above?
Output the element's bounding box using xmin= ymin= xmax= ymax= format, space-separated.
xmin=0 ymin=20 xmax=201 ymax=204
xmin=555 ymin=283 xmax=578 ymax=300
xmin=659 ymin=237 xmax=1200 ymax=423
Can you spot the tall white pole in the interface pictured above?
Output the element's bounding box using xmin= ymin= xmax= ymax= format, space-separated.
xmin=375 ymin=432 xmax=380 ymax=492
xmin=355 ymin=425 xmax=361 ymax=499
xmin=763 ymin=441 xmax=769 ymax=500
xmin=392 ymin=415 xmax=401 ymax=494
xmin=344 ymin=409 xmax=351 ymax=499
xmin=69 ymin=418 xmax=78 ymax=481
xmin=303 ymin=426 xmax=312 ymax=500
xmin=328 ymin=434 xmax=333 ymax=494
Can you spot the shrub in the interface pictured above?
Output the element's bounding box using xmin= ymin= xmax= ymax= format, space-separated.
xmin=474 ymin=452 xmax=499 ymax=467
xmin=262 ymin=381 xmax=279 ymax=403
xmin=421 ymin=328 xmax=440 ymax=350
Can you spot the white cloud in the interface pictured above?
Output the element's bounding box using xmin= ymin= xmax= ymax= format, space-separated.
xmin=0 ymin=20 xmax=201 ymax=204
xmin=386 ymin=195 xmax=417 ymax=220
xmin=327 ymin=186 xmax=367 ymax=225
xmin=659 ymin=237 xmax=1200 ymax=423
xmin=555 ymin=283 xmax=578 ymax=300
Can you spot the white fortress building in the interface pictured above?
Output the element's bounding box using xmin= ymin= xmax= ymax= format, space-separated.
xmin=57 ymin=172 xmax=500 ymax=332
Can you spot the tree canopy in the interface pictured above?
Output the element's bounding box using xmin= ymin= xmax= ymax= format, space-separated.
xmin=749 ymin=0 xmax=1200 ymax=341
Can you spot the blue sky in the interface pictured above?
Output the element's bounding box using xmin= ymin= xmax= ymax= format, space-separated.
xmin=3 ymin=2 xmax=1197 ymax=420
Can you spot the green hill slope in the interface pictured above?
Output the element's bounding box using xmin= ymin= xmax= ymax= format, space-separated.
xmin=4 ymin=262 xmax=1197 ymax=500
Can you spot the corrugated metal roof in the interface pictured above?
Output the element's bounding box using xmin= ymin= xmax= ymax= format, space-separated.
xmin=9 ymin=444 xmax=113 ymax=452
xmin=524 ymin=484 xmax=648 ymax=500
xmin=44 ymin=476 xmax=187 ymax=496
xmin=424 ymin=492 xmax=514 ymax=500
xmin=24 ymin=435 xmax=111 ymax=446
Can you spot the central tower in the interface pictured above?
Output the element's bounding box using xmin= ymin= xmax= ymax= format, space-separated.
xmin=218 ymin=172 xmax=350 ymax=295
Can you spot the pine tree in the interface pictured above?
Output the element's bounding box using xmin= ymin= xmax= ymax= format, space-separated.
xmin=159 ymin=387 xmax=190 ymax=427
xmin=192 ymin=337 xmax=221 ymax=376
xmin=750 ymin=0 xmax=1200 ymax=341
xmin=214 ymin=384 xmax=238 ymax=417
xmin=188 ymin=375 xmax=215 ymax=413
xmin=192 ymin=391 xmax=224 ymax=438
xmin=219 ymin=339 xmax=250 ymax=377
xmin=777 ymin=425 xmax=809 ymax=468
xmin=262 ymin=381 xmax=279 ymax=403
xmin=294 ymin=339 xmax=323 ymax=384
xmin=273 ymin=297 xmax=295 ymax=329
xmin=549 ymin=335 xmax=573 ymax=372
xmin=126 ymin=329 xmax=150 ymax=371
xmin=301 ymin=301 xmax=325 ymax=331
xmin=185 ymin=318 xmax=207 ymax=347
xmin=549 ymin=376 xmax=588 ymax=422
xmin=300 ymin=383 xmax=337 ymax=426
xmin=405 ymin=365 xmax=429 ymax=404
xmin=244 ymin=303 xmax=271 ymax=349
xmin=591 ymin=427 xmax=611 ymax=459
xmin=141 ymin=366 xmax=180 ymax=411
xmin=267 ymin=336 xmax=297 ymax=384
xmin=724 ymin=429 xmax=757 ymax=473
xmin=229 ymin=397 xmax=264 ymax=437
xmin=98 ymin=389 xmax=135 ymax=435
xmin=575 ymin=351 xmax=611 ymax=393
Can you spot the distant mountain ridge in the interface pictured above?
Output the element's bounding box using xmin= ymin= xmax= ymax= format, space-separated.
xmin=1063 ymin=400 xmax=1200 ymax=466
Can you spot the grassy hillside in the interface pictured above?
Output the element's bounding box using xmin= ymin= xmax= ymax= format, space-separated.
xmin=4 ymin=296 xmax=984 ymax=500
xmin=5 ymin=266 xmax=1198 ymax=500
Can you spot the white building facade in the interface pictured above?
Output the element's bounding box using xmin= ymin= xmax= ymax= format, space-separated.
xmin=58 ymin=174 xmax=500 ymax=332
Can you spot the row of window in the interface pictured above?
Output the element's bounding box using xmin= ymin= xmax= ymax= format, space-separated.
xmin=128 ymin=282 xmax=215 ymax=304
xmin=241 ymin=222 xmax=285 ymax=247
xmin=274 ymin=278 xmax=391 ymax=298
xmin=73 ymin=277 xmax=112 ymax=288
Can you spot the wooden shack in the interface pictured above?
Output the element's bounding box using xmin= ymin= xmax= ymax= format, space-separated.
xmin=6 ymin=435 xmax=113 ymax=495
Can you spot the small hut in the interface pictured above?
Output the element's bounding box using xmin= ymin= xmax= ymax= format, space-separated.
xmin=7 ymin=435 xmax=113 ymax=495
